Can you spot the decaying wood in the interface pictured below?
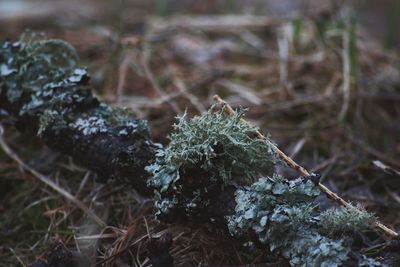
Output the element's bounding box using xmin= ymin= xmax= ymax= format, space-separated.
xmin=0 ymin=38 xmax=157 ymax=196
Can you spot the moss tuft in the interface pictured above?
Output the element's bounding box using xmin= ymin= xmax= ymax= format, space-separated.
xmin=319 ymin=204 xmax=376 ymax=235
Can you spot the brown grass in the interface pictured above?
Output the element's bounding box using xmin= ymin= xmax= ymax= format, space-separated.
xmin=0 ymin=1 xmax=399 ymax=266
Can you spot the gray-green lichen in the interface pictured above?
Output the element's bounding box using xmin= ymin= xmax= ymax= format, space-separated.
xmin=146 ymin=106 xmax=280 ymax=219
xmin=226 ymin=176 xmax=383 ymax=266
xmin=152 ymin=107 xmax=279 ymax=186
xmin=1 ymin=33 xmax=389 ymax=266
xmin=145 ymin=104 xmax=384 ymax=265
xmin=1 ymin=32 xmax=92 ymax=122
xmin=0 ymin=32 xmax=152 ymax=142
xmin=1 ymin=32 xmax=156 ymax=190
xmin=319 ymin=204 xmax=377 ymax=235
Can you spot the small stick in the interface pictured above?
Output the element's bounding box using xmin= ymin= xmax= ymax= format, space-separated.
xmin=213 ymin=94 xmax=398 ymax=238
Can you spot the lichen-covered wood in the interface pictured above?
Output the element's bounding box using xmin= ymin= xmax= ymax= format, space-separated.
xmin=0 ymin=34 xmax=391 ymax=266
xmin=145 ymin=107 xmax=280 ymax=223
xmin=0 ymin=33 xmax=157 ymax=195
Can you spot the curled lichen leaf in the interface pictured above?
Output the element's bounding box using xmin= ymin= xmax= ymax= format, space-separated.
xmin=146 ymin=162 xmax=180 ymax=193
xmin=226 ymin=175 xmax=384 ymax=266
xmin=281 ymin=228 xmax=350 ymax=267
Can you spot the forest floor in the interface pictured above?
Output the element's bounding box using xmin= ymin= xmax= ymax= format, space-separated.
xmin=0 ymin=1 xmax=399 ymax=266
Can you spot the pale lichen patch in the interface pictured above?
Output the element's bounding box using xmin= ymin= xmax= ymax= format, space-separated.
xmin=69 ymin=117 xmax=108 ymax=136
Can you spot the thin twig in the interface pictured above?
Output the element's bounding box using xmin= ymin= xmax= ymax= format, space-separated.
xmin=9 ymin=248 xmax=25 ymax=267
xmin=0 ymin=127 xmax=106 ymax=228
xmin=149 ymin=15 xmax=284 ymax=33
xmin=339 ymin=28 xmax=351 ymax=121
xmin=213 ymin=94 xmax=398 ymax=238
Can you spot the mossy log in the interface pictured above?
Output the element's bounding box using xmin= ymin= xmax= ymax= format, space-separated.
xmin=0 ymin=34 xmax=158 ymax=195
xmin=0 ymin=35 xmax=392 ymax=266
xmin=0 ymin=34 xmax=235 ymax=225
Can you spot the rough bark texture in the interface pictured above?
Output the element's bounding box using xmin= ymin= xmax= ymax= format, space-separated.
xmin=0 ymin=35 xmax=157 ymax=195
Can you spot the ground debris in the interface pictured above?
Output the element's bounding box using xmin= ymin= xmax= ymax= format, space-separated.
xmin=29 ymin=241 xmax=86 ymax=267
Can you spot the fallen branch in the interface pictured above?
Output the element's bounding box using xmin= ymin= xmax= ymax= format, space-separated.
xmin=0 ymin=33 xmax=157 ymax=196
xmin=1 ymin=34 xmax=397 ymax=266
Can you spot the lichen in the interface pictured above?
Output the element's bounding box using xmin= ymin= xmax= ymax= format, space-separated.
xmin=69 ymin=116 xmax=108 ymax=136
xmin=0 ymin=31 xmax=93 ymax=123
xmin=226 ymin=176 xmax=383 ymax=266
xmin=0 ymin=32 xmax=152 ymax=142
xmin=226 ymin=176 xmax=320 ymax=242
xmin=163 ymin=107 xmax=279 ymax=185
xmin=153 ymin=192 xmax=179 ymax=219
xmin=1 ymin=33 xmax=156 ymax=190
xmin=1 ymin=33 xmax=388 ymax=266
xmin=37 ymin=110 xmax=66 ymax=137
xmin=145 ymin=103 xmax=384 ymax=265
xmin=319 ymin=204 xmax=376 ymax=235
xmin=146 ymin=107 xmax=280 ymax=219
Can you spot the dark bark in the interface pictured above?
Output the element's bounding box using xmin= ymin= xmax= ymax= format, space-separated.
xmin=0 ymin=34 xmax=238 ymax=266
xmin=0 ymin=36 xmax=157 ymax=196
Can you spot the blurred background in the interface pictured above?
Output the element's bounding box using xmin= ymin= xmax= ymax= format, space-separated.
xmin=0 ymin=0 xmax=399 ymax=266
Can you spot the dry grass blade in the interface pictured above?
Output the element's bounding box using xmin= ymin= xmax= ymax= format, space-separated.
xmin=373 ymin=160 xmax=400 ymax=176
xmin=149 ymin=15 xmax=284 ymax=33
xmin=213 ymin=94 xmax=398 ymax=238
xmin=339 ymin=27 xmax=351 ymax=121
xmin=0 ymin=127 xmax=106 ymax=228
